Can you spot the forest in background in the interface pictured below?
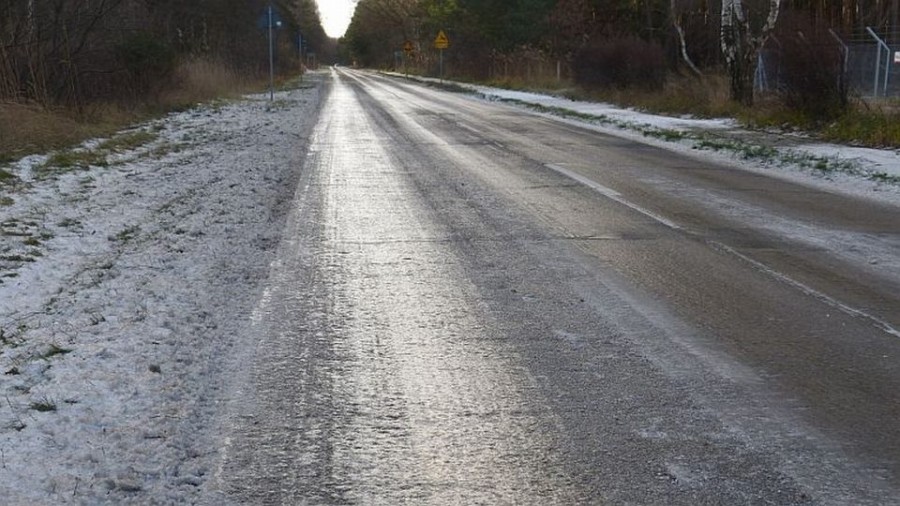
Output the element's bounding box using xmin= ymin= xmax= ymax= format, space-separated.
xmin=342 ymin=0 xmax=900 ymax=121
xmin=1 ymin=0 xmax=898 ymax=156
xmin=0 ymin=0 xmax=334 ymax=109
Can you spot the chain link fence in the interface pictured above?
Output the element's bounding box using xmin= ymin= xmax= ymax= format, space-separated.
xmin=845 ymin=29 xmax=900 ymax=98
xmin=757 ymin=28 xmax=900 ymax=99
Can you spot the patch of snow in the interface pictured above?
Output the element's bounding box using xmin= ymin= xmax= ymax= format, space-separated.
xmin=471 ymin=86 xmax=738 ymax=132
xmin=800 ymin=143 xmax=900 ymax=178
xmin=1 ymin=67 xmax=897 ymax=503
xmin=386 ymin=72 xmax=900 ymax=206
xmin=0 ymin=78 xmax=325 ymax=503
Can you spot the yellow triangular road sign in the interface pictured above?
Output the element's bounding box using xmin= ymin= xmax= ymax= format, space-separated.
xmin=434 ymin=30 xmax=450 ymax=49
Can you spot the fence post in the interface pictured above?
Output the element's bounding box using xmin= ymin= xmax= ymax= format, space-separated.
xmin=828 ymin=29 xmax=849 ymax=74
xmin=828 ymin=29 xmax=849 ymax=93
xmin=866 ymin=27 xmax=891 ymax=97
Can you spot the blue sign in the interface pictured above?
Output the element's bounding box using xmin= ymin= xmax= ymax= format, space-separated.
xmin=257 ymin=6 xmax=283 ymax=30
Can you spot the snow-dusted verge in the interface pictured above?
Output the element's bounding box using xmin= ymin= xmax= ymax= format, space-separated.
xmin=483 ymin=90 xmax=900 ymax=182
xmin=1 ymin=67 xmax=896 ymax=503
xmin=0 ymin=76 xmax=325 ymax=503
xmin=386 ymin=72 xmax=900 ymax=204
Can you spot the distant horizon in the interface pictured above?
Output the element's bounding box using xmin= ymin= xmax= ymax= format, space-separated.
xmin=317 ymin=0 xmax=355 ymax=38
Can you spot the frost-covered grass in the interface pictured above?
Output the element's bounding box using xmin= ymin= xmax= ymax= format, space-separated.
xmin=0 ymin=59 xmax=289 ymax=167
xmin=389 ymin=71 xmax=900 ymax=197
xmin=471 ymin=91 xmax=900 ymax=199
xmin=0 ymin=73 xmax=325 ymax=503
xmin=39 ymin=129 xmax=160 ymax=176
xmin=494 ymin=96 xmax=897 ymax=185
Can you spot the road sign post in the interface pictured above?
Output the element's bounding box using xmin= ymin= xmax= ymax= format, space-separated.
xmin=298 ymin=33 xmax=304 ymax=81
xmin=434 ymin=30 xmax=450 ymax=83
xmin=258 ymin=4 xmax=283 ymax=101
xmin=403 ymin=40 xmax=414 ymax=78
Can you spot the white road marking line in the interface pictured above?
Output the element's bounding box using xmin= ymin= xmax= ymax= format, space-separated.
xmin=456 ymin=123 xmax=484 ymax=136
xmin=712 ymin=241 xmax=900 ymax=339
xmin=544 ymin=163 xmax=682 ymax=230
xmin=545 ymin=163 xmax=898 ymax=338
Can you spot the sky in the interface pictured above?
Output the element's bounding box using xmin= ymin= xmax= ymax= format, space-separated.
xmin=316 ymin=0 xmax=357 ymax=38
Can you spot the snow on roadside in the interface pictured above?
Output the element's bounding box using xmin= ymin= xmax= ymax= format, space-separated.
xmin=0 ymin=77 xmax=324 ymax=503
xmin=386 ymin=72 xmax=900 ymax=204
xmin=483 ymin=90 xmax=900 ymax=201
xmin=468 ymin=86 xmax=738 ymax=132
xmin=1 ymin=68 xmax=897 ymax=503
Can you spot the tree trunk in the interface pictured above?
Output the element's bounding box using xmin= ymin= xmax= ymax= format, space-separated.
xmin=729 ymin=49 xmax=755 ymax=105
xmin=672 ymin=0 xmax=702 ymax=78
xmin=721 ymin=0 xmax=781 ymax=106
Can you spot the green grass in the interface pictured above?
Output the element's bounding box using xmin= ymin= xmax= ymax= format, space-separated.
xmin=41 ymin=343 xmax=73 ymax=359
xmin=110 ymin=225 xmax=140 ymax=243
xmin=0 ymin=254 xmax=36 ymax=263
xmin=870 ymin=172 xmax=900 ymax=184
xmin=30 ymin=399 xmax=57 ymax=412
xmin=44 ymin=149 xmax=109 ymax=171
xmin=641 ymin=128 xmax=687 ymax=142
xmin=41 ymin=129 xmax=159 ymax=174
xmin=98 ymin=130 xmax=157 ymax=153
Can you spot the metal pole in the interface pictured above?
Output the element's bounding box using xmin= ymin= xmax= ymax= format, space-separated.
xmin=439 ymin=49 xmax=443 ymax=83
xmin=874 ymin=44 xmax=881 ymax=98
xmin=883 ymin=48 xmax=891 ymax=96
xmin=755 ymin=52 xmax=768 ymax=92
xmin=828 ymin=29 xmax=849 ymax=94
xmin=828 ymin=29 xmax=849 ymax=74
xmin=268 ymin=4 xmax=274 ymax=101
xmin=866 ymin=27 xmax=891 ymax=97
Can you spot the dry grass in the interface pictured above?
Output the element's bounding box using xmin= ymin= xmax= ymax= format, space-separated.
xmin=0 ymin=103 xmax=120 ymax=163
xmin=1 ymin=59 xmax=269 ymax=163
xmin=160 ymin=58 xmax=260 ymax=110
xmin=569 ymin=74 xmax=741 ymax=119
xmin=563 ymin=74 xmax=899 ymax=148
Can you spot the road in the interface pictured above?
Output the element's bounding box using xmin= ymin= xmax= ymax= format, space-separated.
xmin=208 ymin=68 xmax=900 ymax=504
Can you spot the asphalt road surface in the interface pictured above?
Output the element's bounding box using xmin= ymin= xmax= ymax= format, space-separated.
xmin=208 ymin=68 xmax=900 ymax=504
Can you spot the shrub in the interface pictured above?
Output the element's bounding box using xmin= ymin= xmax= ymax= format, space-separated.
xmin=159 ymin=58 xmax=255 ymax=110
xmin=573 ymin=37 xmax=666 ymax=91
xmin=776 ymin=28 xmax=848 ymax=121
xmin=116 ymin=32 xmax=177 ymax=98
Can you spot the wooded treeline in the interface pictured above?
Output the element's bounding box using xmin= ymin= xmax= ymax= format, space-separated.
xmin=0 ymin=0 xmax=334 ymax=107
xmin=343 ymin=0 xmax=899 ymax=106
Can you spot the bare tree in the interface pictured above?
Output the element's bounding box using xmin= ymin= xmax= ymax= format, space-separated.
xmin=720 ymin=0 xmax=781 ymax=105
xmin=671 ymin=0 xmax=703 ymax=77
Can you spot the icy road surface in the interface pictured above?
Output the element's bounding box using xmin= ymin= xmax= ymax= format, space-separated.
xmin=2 ymin=68 xmax=900 ymax=504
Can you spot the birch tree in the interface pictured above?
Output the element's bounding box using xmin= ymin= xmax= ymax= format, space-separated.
xmin=671 ymin=0 xmax=702 ymax=77
xmin=720 ymin=0 xmax=781 ymax=105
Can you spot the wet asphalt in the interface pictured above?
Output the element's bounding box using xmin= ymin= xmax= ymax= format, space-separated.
xmin=209 ymin=69 xmax=900 ymax=504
